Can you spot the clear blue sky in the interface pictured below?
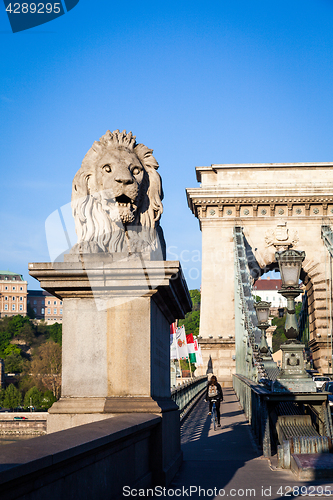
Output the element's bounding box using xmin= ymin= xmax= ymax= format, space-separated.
xmin=1 ymin=0 xmax=333 ymax=290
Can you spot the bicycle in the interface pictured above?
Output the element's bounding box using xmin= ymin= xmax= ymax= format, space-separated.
xmin=211 ymin=399 xmax=218 ymax=431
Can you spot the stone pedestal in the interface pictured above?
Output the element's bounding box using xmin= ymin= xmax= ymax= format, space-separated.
xmin=272 ymin=342 xmax=316 ymax=393
xmin=29 ymin=255 xmax=191 ymax=484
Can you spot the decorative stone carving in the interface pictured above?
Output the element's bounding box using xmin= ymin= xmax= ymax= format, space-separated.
xmin=209 ymin=209 xmax=216 ymax=215
xmin=71 ymin=130 xmax=165 ymax=257
xmin=313 ymin=208 xmax=319 ymax=214
xmin=243 ymin=209 xmax=249 ymax=215
xmin=278 ymin=208 xmax=284 ymax=215
xmin=261 ymin=209 xmax=267 ymax=215
xmin=265 ymin=222 xmax=299 ymax=250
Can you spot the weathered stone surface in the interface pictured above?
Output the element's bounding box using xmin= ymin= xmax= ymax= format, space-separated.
xmin=71 ymin=129 xmax=165 ymax=258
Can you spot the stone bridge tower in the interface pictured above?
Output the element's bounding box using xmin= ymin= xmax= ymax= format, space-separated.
xmin=187 ymin=163 xmax=333 ymax=382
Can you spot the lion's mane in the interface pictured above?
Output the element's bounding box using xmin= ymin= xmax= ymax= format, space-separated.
xmin=71 ymin=130 xmax=166 ymax=258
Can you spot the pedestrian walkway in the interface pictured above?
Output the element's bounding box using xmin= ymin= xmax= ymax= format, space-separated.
xmin=166 ymin=388 xmax=333 ymax=499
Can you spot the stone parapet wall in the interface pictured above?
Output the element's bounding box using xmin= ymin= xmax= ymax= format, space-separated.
xmin=0 ymin=414 xmax=165 ymax=499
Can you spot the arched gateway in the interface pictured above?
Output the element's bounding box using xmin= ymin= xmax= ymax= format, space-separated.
xmin=187 ymin=163 xmax=333 ymax=384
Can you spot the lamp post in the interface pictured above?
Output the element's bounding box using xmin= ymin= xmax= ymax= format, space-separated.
xmin=273 ymin=249 xmax=316 ymax=392
xmin=254 ymin=301 xmax=271 ymax=358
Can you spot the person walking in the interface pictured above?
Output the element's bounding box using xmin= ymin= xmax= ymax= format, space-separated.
xmin=205 ymin=375 xmax=223 ymax=427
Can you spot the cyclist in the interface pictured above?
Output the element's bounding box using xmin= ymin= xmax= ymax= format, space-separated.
xmin=205 ymin=375 xmax=223 ymax=427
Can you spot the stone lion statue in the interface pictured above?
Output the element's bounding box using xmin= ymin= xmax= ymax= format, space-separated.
xmin=71 ymin=130 xmax=166 ymax=258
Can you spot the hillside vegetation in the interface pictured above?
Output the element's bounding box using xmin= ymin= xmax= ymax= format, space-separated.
xmin=0 ymin=315 xmax=62 ymax=408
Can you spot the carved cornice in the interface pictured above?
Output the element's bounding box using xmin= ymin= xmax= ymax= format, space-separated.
xmin=187 ymin=192 xmax=333 ymax=219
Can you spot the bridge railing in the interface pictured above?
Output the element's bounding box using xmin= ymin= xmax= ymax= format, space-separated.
xmin=171 ymin=376 xmax=207 ymax=420
xmin=233 ymin=374 xmax=271 ymax=456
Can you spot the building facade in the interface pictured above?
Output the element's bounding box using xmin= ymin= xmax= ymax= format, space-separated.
xmin=253 ymin=278 xmax=287 ymax=308
xmin=27 ymin=290 xmax=63 ymax=324
xmin=0 ymin=271 xmax=28 ymax=318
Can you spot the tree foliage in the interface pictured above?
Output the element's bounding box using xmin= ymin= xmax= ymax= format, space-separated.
xmin=24 ymin=386 xmax=42 ymax=408
xmin=4 ymin=351 xmax=24 ymax=373
xmin=178 ymin=289 xmax=201 ymax=337
xmin=3 ymin=383 xmax=22 ymax=409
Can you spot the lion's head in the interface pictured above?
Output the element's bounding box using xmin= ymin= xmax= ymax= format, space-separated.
xmin=71 ymin=130 xmax=165 ymax=257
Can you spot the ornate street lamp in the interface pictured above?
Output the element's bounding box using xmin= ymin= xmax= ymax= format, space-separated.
xmin=276 ymin=249 xmax=305 ymax=341
xmin=273 ymin=249 xmax=316 ymax=392
xmin=254 ymin=301 xmax=271 ymax=357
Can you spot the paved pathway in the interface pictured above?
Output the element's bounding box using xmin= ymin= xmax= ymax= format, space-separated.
xmin=165 ymin=388 xmax=333 ymax=499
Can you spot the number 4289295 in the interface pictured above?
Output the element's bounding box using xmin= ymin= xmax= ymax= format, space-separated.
xmin=6 ymin=3 xmax=61 ymax=14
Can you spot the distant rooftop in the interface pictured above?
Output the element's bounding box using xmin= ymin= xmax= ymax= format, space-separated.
xmin=253 ymin=279 xmax=282 ymax=291
xmin=0 ymin=271 xmax=25 ymax=281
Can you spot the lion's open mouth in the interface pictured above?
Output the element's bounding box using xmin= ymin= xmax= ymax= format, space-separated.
xmin=114 ymin=194 xmax=136 ymax=224
xmin=115 ymin=194 xmax=133 ymax=207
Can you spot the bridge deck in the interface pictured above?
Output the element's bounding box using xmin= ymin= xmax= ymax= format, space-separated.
xmin=157 ymin=388 xmax=333 ymax=499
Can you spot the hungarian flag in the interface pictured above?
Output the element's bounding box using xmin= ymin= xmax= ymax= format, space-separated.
xmin=186 ymin=333 xmax=197 ymax=363
xmin=176 ymin=325 xmax=188 ymax=359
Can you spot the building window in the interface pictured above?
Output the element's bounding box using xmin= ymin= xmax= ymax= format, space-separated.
xmin=54 ymin=301 xmax=57 ymax=305
xmin=4 ymin=297 xmax=7 ymax=301
xmin=41 ymin=308 xmax=44 ymax=314
xmin=48 ymin=301 xmax=51 ymax=305
xmin=5 ymin=286 xmax=8 ymax=290
xmin=33 ymin=308 xmax=37 ymax=313
xmin=12 ymin=304 xmax=15 ymax=311
xmin=273 ymin=296 xmax=275 ymax=301
xmin=20 ymin=287 xmax=23 ymax=290
xmin=33 ymin=300 xmax=36 ymax=304
xmin=60 ymin=309 xmax=63 ymax=314
xmin=42 ymin=300 xmax=45 ymax=306
xmin=20 ymin=297 xmax=23 ymax=301
xmin=12 ymin=297 xmax=15 ymax=301
xmin=12 ymin=286 xmax=16 ymax=290
xmin=19 ymin=304 xmax=23 ymax=311
xmin=54 ymin=308 xmax=57 ymax=314
xmin=4 ymin=304 xmax=8 ymax=310
xmin=60 ymin=301 xmax=62 ymax=305
xmin=47 ymin=308 xmax=51 ymax=314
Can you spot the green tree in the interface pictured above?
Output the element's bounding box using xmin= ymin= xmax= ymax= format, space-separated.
xmin=47 ymin=323 xmax=62 ymax=345
xmin=178 ymin=289 xmax=201 ymax=337
xmin=189 ymin=289 xmax=201 ymax=311
xmin=0 ymin=388 xmax=5 ymax=407
xmin=4 ymin=351 xmax=24 ymax=373
xmin=0 ymin=330 xmax=11 ymax=357
xmin=41 ymin=390 xmax=57 ymax=409
xmin=24 ymin=386 xmax=42 ymax=409
xmin=3 ymin=384 xmax=22 ymax=410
